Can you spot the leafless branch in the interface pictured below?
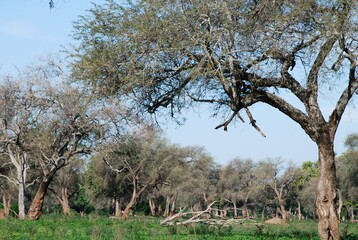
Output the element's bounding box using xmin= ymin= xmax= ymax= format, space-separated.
xmin=26 ymin=177 xmax=40 ymax=188
xmin=160 ymin=201 xmax=256 ymax=226
xmin=244 ymin=108 xmax=266 ymax=137
xmin=215 ymin=112 xmax=236 ymax=131
xmin=0 ymin=174 xmax=18 ymax=185
xmin=103 ymin=157 xmax=127 ymax=174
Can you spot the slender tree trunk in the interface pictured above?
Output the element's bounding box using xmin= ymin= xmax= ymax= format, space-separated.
xmin=122 ymin=193 xmax=138 ymax=219
xmin=121 ymin=176 xmax=149 ymax=220
xmin=7 ymin=143 xmax=28 ymax=219
xmin=58 ymin=187 xmax=70 ymax=215
xmin=164 ymin=195 xmax=172 ymax=217
xmin=2 ymin=194 xmax=11 ymax=217
xmin=279 ymin=201 xmax=287 ymax=221
xmin=274 ymin=186 xmax=287 ymax=221
xmin=170 ymin=196 xmax=176 ymax=216
xmin=243 ymin=203 xmax=249 ymax=218
xmin=261 ymin=204 xmax=266 ymax=222
xmin=114 ymin=199 xmax=121 ymax=217
xmin=337 ymin=189 xmax=343 ymax=222
xmin=316 ymin=142 xmax=340 ymax=240
xmin=350 ymin=206 xmax=355 ymax=222
xmin=157 ymin=200 xmax=162 ymax=216
xmin=18 ymin=180 xmax=26 ymax=219
xmin=28 ymin=173 xmax=55 ymax=220
xmin=149 ymin=198 xmax=156 ymax=216
xmin=233 ymin=201 xmax=237 ymax=218
xmin=296 ymin=199 xmax=303 ymax=221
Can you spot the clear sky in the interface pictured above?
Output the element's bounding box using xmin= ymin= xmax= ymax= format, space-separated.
xmin=1 ymin=1 xmax=357 ymax=166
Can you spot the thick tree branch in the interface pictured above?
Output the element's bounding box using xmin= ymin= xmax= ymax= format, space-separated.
xmin=307 ymin=36 xmax=338 ymax=106
xmin=329 ymin=66 xmax=358 ymax=137
xmin=241 ymin=90 xmax=315 ymax=138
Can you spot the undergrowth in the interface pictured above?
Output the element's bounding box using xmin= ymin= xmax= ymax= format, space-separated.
xmin=0 ymin=214 xmax=356 ymax=240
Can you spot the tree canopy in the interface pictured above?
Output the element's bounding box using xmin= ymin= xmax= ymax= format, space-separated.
xmin=71 ymin=0 xmax=358 ymax=138
xmin=69 ymin=0 xmax=358 ymax=238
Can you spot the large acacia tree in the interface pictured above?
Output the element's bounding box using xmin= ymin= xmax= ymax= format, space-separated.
xmin=71 ymin=1 xmax=358 ymax=238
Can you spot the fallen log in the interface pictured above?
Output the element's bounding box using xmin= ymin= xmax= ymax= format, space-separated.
xmin=160 ymin=201 xmax=256 ymax=226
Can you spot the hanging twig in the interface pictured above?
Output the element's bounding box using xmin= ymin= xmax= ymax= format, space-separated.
xmin=244 ymin=108 xmax=266 ymax=137
xmin=215 ymin=111 xmax=245 ymax=131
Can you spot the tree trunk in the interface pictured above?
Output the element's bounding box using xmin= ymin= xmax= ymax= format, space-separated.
xmin=149 ymin=198 xmax=156 ymax=216
xmin=18 ymin=177 xmax=26 ymax=219
xmin=316 ymin=142 xmax=340 ymax=239
xmin=122 ymin=193 xmax=138 ymax=219
xmin=164 ymin=195 xmax=172 ymax=217
xmin=2 ymin=194 xmax=11 ymax=218
xmin=296 ymin=199 xmax=303 ymax=221
xmin=28 ymin=173 xmax=54 ymax=220
xmin=58 ymin=187 xmax=70 ymax=215
xmin=121 ymin=176 xmax=149 ymax=220
xmin=350 ymin=206 xmax=355 ymax=222
xmin=114 ymin=199 xmax=121 ymax=217
xmin=337 ymin=189 xmax=343 ymax=222
xmin=233 ymin=201 xmax=237 ymax=218
xmin=170 ymin=196 xmax=176 ymax=216
xmin=157 ymin=200 xmax=162 ymax=216
xmin=261 ymin=204 xmax=266 ymax=222
xmin=243 ymin=203 xmax=250 ymax=218
xmin=279 ymin=201 xmax=287 ymax=221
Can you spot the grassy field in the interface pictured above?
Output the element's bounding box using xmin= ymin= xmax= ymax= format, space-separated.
xmin=0 ymin=215 xmax=357 ymax=240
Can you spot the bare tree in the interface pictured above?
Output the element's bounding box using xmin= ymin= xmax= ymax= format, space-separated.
xmin=71 ymin=1 xmax=358 ymax=238
xmin=0 ymin=79 xmax=39 ymax=219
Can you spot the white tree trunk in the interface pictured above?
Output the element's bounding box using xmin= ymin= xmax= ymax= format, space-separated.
xmin=17 ymin=158 xmax=27 ymax=219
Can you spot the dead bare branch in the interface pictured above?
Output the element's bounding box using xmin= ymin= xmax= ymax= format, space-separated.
xmin=160 ymin=201 xmax=256 ymax=226
xmin=244 ymin=108 xmax=266 ymax=137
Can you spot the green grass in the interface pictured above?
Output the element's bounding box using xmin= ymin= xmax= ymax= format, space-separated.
xmin=0 ymin=215 xmax=357 ymax=240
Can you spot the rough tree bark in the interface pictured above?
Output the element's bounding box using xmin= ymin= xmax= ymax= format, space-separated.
xmin=316 ymin=140 xmax=340 ymax=239
xmin=28 ymin=172 xmax=55 ymax=220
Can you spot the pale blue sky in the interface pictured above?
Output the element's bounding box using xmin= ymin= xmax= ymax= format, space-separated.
xmin=0 ymin=1 xmax=357 ymax=165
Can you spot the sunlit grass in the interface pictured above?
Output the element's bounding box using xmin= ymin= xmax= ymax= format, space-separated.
xmin=0 ymin=214 xmax=357 ymax=239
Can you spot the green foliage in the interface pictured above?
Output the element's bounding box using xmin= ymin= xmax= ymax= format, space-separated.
xmin=71 ymin=186 xmax=95 ymax=214
xmin=301 ymin=161 xmax=318 ymax=178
